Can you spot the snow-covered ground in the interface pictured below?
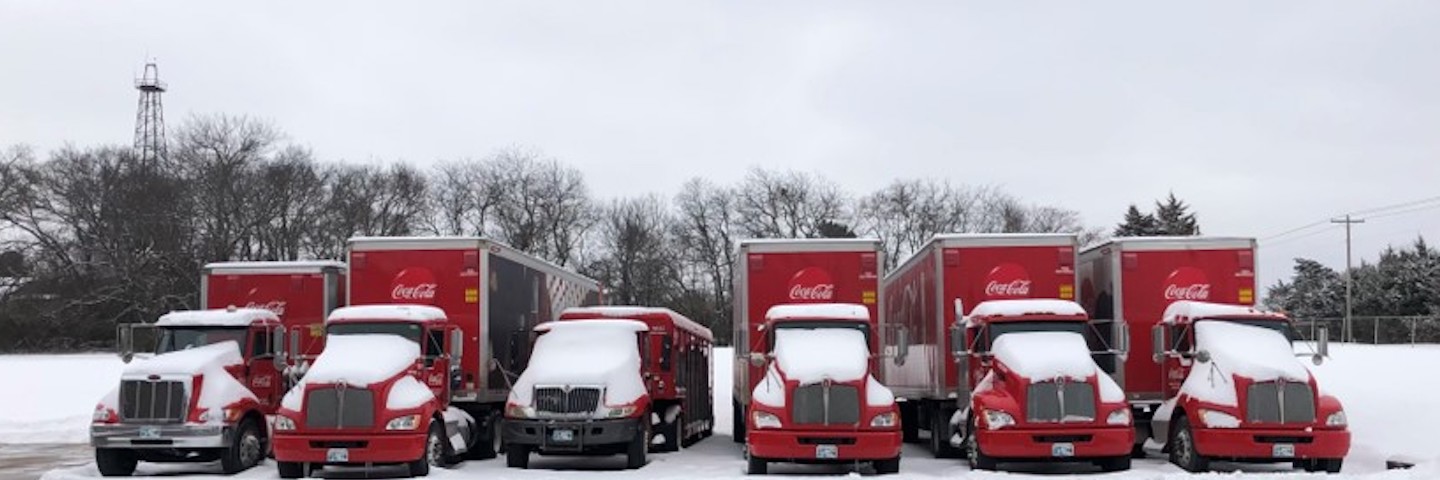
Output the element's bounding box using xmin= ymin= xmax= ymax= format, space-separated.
xmin=5 ymin=345 xmax=1439 ymax=479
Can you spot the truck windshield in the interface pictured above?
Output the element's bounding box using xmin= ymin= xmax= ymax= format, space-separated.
xmin=1205 ymin=319 xmax=1295 ymax=342
xmin=981 ymin=321 xmax=1089 ymax=352
xmin=327 ymin=322 xmax=423 ymax=344
xmin=156 ymin=327 xmax=247 ymax=355
xmin=769 ymin=321 xmax=872 ymax=350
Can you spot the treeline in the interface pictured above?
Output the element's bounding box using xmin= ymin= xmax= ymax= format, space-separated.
xmin=0 ymin=115 xmax=1098 ymax=352
xmin=1265 ymin=238 xmax=1440 ymax=342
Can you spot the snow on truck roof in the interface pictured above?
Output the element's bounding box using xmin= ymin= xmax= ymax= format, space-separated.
xmin=967 ymin=299 xmax=1087 ymax=325
xmin=1162 ymin=301 xmax=1286 ymax=324
xmin=156 ymin=308 xmax=278 ymax=327
xmin=203 ymin=260 xmax=345 ymax=274
xmin=560 ymin=306 xmax=715 ymax=341
xmin=766 ymin=303 xmax=870 ymax=321
xmin=327 ymin=305 xmax=447 ymax=323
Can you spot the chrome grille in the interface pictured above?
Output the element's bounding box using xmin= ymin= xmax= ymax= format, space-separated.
xmin=1247 ymin=381 xmax=1315 ymax=424
xmin=534 ymin=387 xmax=601 ymax=415
xmin=304 ymin=387 xmax=374 ymax=429
xmin=119 ymin=380 xmax=187 ymax=423
xmin=792 ymin=384 xmax=860 ymax=426
xmin=1026 ymin=381 xmax=1096 ymax=423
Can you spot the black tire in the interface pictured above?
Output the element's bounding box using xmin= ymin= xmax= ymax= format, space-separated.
xmin=276 ymin=462 xmax=305 ymax=479
xmin=661 ymin=411 xmax=683 ymax=452
xmin=900 ymin=402 xmax=920 ymax=443
xmin=732 ymin=399 xmax=746 ymax=443
xmin=1168 ymin=415 xmax=1209 ymax=472
xmin=873 ymin=457 xmax=901 ymax=475
xmin=505 ymin=444 xmax=529 ymax=469
xmin=931 ymin=407 xmax=961 ymax=458
xmin=1096 ymin=455 xmax=1131 ymax=472
xmin=95 ymin=449 xmax=137 ymax=477
xmin=408 ymin=422 xmax=444 ymax=477
xmin=467 ymin=411 xmax=501 ymax=460
xmin=626 ymin=423 xmax=649 ymax=470
xmin=221 ymin=418 xmax=265 ymax=474
xmin=746 ymin=455 xmax=767 ymax=475
xmin=1302 ymin=458 xmax=1343 ymax=473
xmin=965 ymin=417 xmax=997 ymax=471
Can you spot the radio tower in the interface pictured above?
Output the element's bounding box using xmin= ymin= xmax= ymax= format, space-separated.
xmin=133 ymin=61 xmax=167 ymax=164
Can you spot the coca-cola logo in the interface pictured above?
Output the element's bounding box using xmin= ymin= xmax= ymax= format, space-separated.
xmin=787 ymin=267 xmax=835 ymax=302
xmin=983 ymin=263 xmax=1032 ymax=299
xmin=392 ymin=268 xmax=438 ymax=303
xmin=1163 ymin=267 xmax=1211 ymax=301
xmin=245 ymin=300 xmax=287 ymax=316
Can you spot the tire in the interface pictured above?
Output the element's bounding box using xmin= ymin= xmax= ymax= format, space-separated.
xmin=661 ymin=411 xmax=683 ymax=452
xmin=625 ymin=423 xmax=649 ymax=470
xmin=931 ymin=407 xmax=961 ymax=458
xmin=965 ymin=417 xmax=997 ymax=471
xmin=873 ymin=457 xmax=901 ymax=475
xmin=1096 ymin=455 xmax=1131 ymax=472
xmin=221 ymin=418 xmax=264 ymax=474
xmin=1168 ymin=415 xmax=1209 ymax=472
xmin=505 ymin=444 xmax=529 ymax=469
xmin=900 ymin=402 xmax=919 ymax=443
xmin=1302 ymin=458 xmax=1343 ymax=473
xmin=95 ymin=449 xmax=137 ymax=477
xmin=732 ymin=399 xmax=746 ymax=443
xmin=408 ymin=422 xmax=444 ymax=477
xmin=746 ymin=455 xmax=768 ymax=475
xmin=276 ymin=462 xmax=305 ymax=479
xmin=467 ymin=411 xmax=501 ymax=460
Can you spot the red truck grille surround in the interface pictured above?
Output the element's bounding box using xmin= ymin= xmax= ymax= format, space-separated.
xmin=119 ymin=380 xmax=187 ymax=423
xmin=1246 ymin=381 xmax=1316 ymax=424
xmin=1025 ymin=381 xmax=1096 ymax=423
xmin=304 ymin=388 xmax=374 ymax=429
xmin=792 ymin=384 xmax=859 ymax=426
xmin=534 ymin=387 xmax=602 ymax=416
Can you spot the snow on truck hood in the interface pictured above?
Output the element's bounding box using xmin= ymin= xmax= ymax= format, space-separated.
xmin=107 ymin=341 xmax=256 ymax=420
xmin=991 ymin=332 xmax=1124 ymax=403
xmin=754 ymin=328 xmax=893 ymax=408
xmin=1181 ymin=321 xmax=1311 ymax=407
xmin=281 ymin=334 xmax=419 ymax=411
xmin=510 ymin=320 xmax=648 ymax=406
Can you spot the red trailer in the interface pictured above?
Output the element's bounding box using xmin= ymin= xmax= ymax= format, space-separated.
xmin=879 ymin=234 xmax=1079 ymax=458
xmin=201 ymin=261 xmax=346 ymax=362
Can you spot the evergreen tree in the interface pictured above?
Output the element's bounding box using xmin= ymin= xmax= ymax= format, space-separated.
xmin=1154 ymin=192 xmax=1200 ymax=235
xmin=815 ymin=219 xmax=858 ymax=239
xmin=1113 ymin=204 xmax=1160 ymax=237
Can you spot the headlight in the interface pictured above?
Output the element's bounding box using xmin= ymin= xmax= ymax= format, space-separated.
xmin=273 ymin=416 xmax=296 ymax=431
xmin=1199 ymin=408 xmax=1240 ymax=429
xmin=1106 ymin=409 xmax=1132 ymax=426
xmin=870 ymin=412 xmax=898 ymax=428
xmin=982 ymin=409 xmax=1015 ymax=430
xmin=607 ymin=405 xmax=639 ymax=418
xmin=752 ymin=411 xmax=782 ymax=429
xmin=1326 ymin=411 xmax=1347 ymax=427
xmin=385 ymin=414 xmax=422 ymax=431
xmin=505 ymin=403 xmax=535 ymax=419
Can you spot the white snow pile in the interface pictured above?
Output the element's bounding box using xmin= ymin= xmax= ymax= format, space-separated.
xmin=121 ymin=341 xmax=243 ymax=376
xmin=766 ymin=303 xmax=870 ymax=321
xmin=155 ymin=308 xmax=276 ymax=327
xmin=0 ymin=354 xmax=123 ymax=444
xmin=752 ymin=365 xmax=786 ymax=407
xmin=991 ymin=332 xmax=1124 ymax=402
xmin=282 ymin=334 xmax=419 ymax=410
xmin=1181 ymin=321 xmax=1310 ymax=407
xmin=772 ymin=327 xmax=868 ymax=384
xmin=1163 ymin=300 xmax=1281 ymax=324
xmin=510 ymin=320 xmax=648 ymax=408
xmin=386 ymin=375 xmax=436 ymax=410
xmin=968 ymin=299 xmax=1087 ymax=322
xmin=327 ymin=304 xmax=447 ymax=323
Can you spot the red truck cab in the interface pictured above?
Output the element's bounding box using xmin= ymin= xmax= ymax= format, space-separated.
xmin=272 ymin=305 xmax=473 ymax=478
xmin=92 ymin=308 xmax=289 ymax=476
xmin=953 ymin=299 xmax=1133 ymax=472
xmin=744 ymin=303 xmax=901 ymax=475
xmin=1149 ymin=301 xmax=1348 ymax=473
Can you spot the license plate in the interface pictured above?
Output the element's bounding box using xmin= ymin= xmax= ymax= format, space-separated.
xmin=1272 ymin=444 xmax=1295 ymax=458
xmin=326 ymin=448 xmax=349 ymax=463
xmin=550 ymin=429 xmax=574 ymax=442
xmin=1051 ymin=442 xmax=1075 ymax=457
xmin=815 ymin=445 xmax=838 ymax=459
xmin=137 ymin=426 xmax=161 ymax=439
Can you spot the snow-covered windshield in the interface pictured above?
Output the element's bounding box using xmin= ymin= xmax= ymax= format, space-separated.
xmin=327 ymin=322 xmax=422 ymax=343
xmin=772 ymin=326 xmax=870 ymax=384
xmin=769 ymin=321 xmax=870 ymax=350
xmin=156 ymin=327 xmax=247 ymax=355
xmin=1203 ymin=319 xmax=1294 ymax=342
xmin=978 ymin=321 xmax=1088 ymax=352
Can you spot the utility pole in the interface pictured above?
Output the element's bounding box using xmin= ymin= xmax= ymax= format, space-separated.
xmin=1330 ymin=215 xmax=1365 ymax=342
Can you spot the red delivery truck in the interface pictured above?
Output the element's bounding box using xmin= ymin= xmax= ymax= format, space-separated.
xmin=201 ymin=261 xmax=346 ymax=364
xmin=1079 ymin=237 xmax=1349 ymax=472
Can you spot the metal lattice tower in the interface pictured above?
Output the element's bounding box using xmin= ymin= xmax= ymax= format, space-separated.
xmin=133 ymin=61 xmax=167 ymax=164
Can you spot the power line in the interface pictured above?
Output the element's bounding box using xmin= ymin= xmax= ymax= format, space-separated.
xmin=1262 ymin=195 xmax=1440 ymax=242
xmin=1262 ymin=224 xmax=1340 ymax=247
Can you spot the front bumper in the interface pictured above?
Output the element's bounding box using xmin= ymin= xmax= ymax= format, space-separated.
xmin=90 ymin=423 xmax=229 ymax=449
xmin=272 ymin=432 xmax=427 ymax=464
xmin=1194 ymin=427 xmax=1350 ymax=461
xmin=975 ymin=426 xmax=1133 ymax=459
xmin=748 ymin=429 xmax=901 ymax=462
xmin=503 ymin=417 xmax=642 ymax=453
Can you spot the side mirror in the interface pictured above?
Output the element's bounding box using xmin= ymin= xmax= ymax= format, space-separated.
xmin=1150 ymin=325 xmax=1165 ymax=364
xmin=949 ymin=325 xmax=967 ymax=357
xmin=1195 ymin=350 xmax=1211 ymax=363
xmin=748 ymin=352 xmax=768 ymax=368
xmin=896 ymin=326 xmax=910 ymax=361
xmin=289 ymin=328 xmax=302 ymax=361
xmin=1316 ymin=324 xmax=1330 ymax=358
xmin=450 ymin=329 xmax=464 ymax=363
xmin=117 ymin=324 xmax=135 ymax=364
xmin=1116 ymin=323 xmax=1131 ymax=357
xmin=273 ymin=327 xmax=288 ymax=369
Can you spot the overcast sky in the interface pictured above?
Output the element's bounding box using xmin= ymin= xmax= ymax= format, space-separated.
xmin=2 ymin=1 xmax=1438 ymax=289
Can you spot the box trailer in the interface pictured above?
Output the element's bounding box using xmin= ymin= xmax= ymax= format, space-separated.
xmin=201 ymin=261 xmax=345 ymax=362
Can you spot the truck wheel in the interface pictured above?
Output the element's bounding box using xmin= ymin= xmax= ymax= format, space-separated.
xmin=1095 ymin=455 xmax=1131 ymax=472
xmin=505 ymin=444 xmax=529 ymax=469
xmin=625 ymin=423 xmax=649 ymax=469
xmin=220 ymin=418 xmax=264 ymax=474
xmin=276 ymin=462 xmax=305 ymax=479
xmin=1168 ymin=415 xmax=1209 ymax=472
xmin=468 ymin=411 xmax=501 ymax=460
xmin=965 ymin=417 xmax=997 ymax=471
xmin=873 ymin=457 xmax=901 ymax=475
xmin=900 ymin=402 xmax=919 ymax=443
xmin=732 ymin=400 xmax=746 ymax=443
xmin=746 ymin=455 xmax=768 ymax=475
xmin=408 ymin=422 xmax=444 ymax=477
xmin=931 ymin=407 xmax=961 ymax=458
xmin=1301 ymin=458 xmax=1343 ymax=473
xmin=660 ymin=411 xmax=683 ymax=452
xmin=95 ymin=449 xmax=137 ymax=477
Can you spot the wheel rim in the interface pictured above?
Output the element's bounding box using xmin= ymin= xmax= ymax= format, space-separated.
xmin=1175 ymin=428 xmax=1194 ymax=466
xmin=239 ymin=431 xmax=262 ymax=467
xmin=428 ymin=431 xmax=444 ymax=467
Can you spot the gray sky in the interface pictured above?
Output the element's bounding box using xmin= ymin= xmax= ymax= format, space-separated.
xmin=3 ymin=1 xmax=1438 ymax=289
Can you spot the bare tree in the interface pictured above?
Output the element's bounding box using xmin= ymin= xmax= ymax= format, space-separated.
xmin=671 ymin=178 xmax=738 ymax=336
xmin=582 ymin=195 xmax=678 ymax=305
xmin=856 ymin=179 xmax=990 ymax=270
xmin=489 ymin=148 xmax=594 ymax=266
xmin=249 ymin=148 xmax=328 ymax=260
xmin=426 ymin=158 xmax=499 ymax=237
xmin=735 ymin=167 xmax=849 ymax=238
xmin=171 ymin=114 xmax=284 ymax=262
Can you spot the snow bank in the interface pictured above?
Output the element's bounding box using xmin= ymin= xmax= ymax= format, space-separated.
xmin=155 ymin=309 xmax=275 ymax=327
xmin=327 ymin=304 xmax=446 ymax=323
xmin=773 ymin=328 xmax=868 ymax=384
xmin=968 ymin=299 xmax=1087 ymax=320
xmin=766 ymin=303 xmax=870 ymax=322
xmin=282 ymin=334 xmax=418 ymax=410
xmin=511 ymin=320 xmax=647 ymax=407
xmin=386 ymin=375 xmax=435 ymax=410
xmin=1163 ymin=300 xmax=1282 ymax=324
xmin=122 ymin=341 xmax=242 ymax=376
xmin=1308 ymin=343 xmax=1440 ymax=472
xmin=991 ymin=332 xmax=1124 ymax=402
xmin=1180 ymin=321 xmax=1310 ymax=407
xmin=0 ymin=354 xmax=123 ymax=444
